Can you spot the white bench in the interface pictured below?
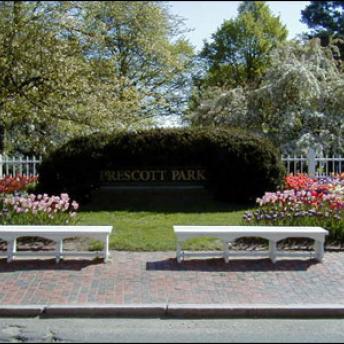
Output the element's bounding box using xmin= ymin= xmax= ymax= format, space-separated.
xmin=0 ymin=225 xmax=113 ymax=263
xmin=174 ymin=226 xmax=329 ymax=264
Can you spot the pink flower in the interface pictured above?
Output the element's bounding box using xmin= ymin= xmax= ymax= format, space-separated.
xmin=71 ymin=201 xmax=79 ymax=210
xmin=61 ymin=193 xmax=70 ymax=201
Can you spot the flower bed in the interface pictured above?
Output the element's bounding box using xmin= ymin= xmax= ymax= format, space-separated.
xmin=0 ymin=175 xmax=38 ymax=194
xmin=0 ymin=189 xmax=81 ymax=251
xmin=284 ymin=174 xmax=315 ymax=190
xmin=0 ymin=193 xmax=79 ymax=225
xmin=0 ymin=176 xmax=79 ymax=225
xmin=243 ymin=174 xmax=344 ymax=242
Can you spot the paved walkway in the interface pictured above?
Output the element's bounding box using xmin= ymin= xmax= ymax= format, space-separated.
xmin=0 ymin=251 xmax=343 ymax=305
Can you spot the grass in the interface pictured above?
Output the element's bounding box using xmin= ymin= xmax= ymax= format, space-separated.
xmin=77 ymin=188 xmax=253 ymax=251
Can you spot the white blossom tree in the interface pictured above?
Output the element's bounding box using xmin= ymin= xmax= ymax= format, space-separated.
xmin=187 ymin=39 xmax=344 ymax=154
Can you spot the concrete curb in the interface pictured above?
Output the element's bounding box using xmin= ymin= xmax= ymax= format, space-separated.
xmin=167 ymin=304 xmax=344 ymax=318
xmin=0 ymin=305 xmax=44 ymax=317
xmin=43 ymin=304 xmax=166 ymax=317
xmin=0 ymin=304 xmax=344 ymax=318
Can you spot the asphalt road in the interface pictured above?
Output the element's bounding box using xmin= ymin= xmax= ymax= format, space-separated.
xmin=0 ymin=317 xmax=343 ymax=343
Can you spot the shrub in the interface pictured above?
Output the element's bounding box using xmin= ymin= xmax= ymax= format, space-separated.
xmin=38 ymin=128 xmax=284 ymax=203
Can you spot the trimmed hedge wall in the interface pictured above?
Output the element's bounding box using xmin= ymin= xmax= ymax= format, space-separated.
xmin=37 ymin=127 xmax=284 ymax=203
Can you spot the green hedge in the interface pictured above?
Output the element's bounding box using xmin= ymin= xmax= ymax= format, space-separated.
xmin=37 ymin=127 xmax=284 ymax=203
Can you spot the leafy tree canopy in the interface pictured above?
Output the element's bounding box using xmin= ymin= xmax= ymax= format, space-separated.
xmin=302 ymin=1 xmax=344 ymax=35
xmin=198 ymin=1 xmax=288 ymax=89
xmin=301 ymin=1 xmax=344 ymax=59
xmin=0 ymin=1 xmax=193 ymax=154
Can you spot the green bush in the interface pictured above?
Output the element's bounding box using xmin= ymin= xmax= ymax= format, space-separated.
xmin=37 ymin=128 xmax=284 ymax=203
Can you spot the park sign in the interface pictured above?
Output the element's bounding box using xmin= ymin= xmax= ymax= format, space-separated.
xmin=100 ymin=167 xmax=207 ymax=186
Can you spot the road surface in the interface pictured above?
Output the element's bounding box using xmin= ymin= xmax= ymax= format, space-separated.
xmin=0 ymin=317 xmax=343 ymax=343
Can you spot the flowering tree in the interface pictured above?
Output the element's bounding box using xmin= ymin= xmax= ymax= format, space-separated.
xmin=247 ymin=38 xmax=344 ymax=154
xmin=187 ymin=39 xmax=344 ymax=154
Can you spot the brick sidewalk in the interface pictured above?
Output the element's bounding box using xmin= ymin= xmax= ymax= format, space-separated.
xmin=0 ymin=251 xmax=343 ymax=305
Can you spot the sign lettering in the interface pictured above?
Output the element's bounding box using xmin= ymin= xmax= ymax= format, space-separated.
xmin=100 ymin=168 xmax=207 ymax=184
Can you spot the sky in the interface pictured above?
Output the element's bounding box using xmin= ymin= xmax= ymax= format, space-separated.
xmin=169 ymin=1 xmax=310 ymax=52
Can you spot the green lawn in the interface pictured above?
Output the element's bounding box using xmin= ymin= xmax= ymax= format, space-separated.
xmin=77 ymin=188 xmax=253 ymax=251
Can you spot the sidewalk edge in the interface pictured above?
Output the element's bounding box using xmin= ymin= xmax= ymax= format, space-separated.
xmin=1 ymin=304 xmax=344 ymax=318
xmin=0 ymin=305 xmax=44 ymax=317
xmin=167 ymin=304 xmax=344 ymax=318
xmin=44 ymin=304 xmax=167 ymax=317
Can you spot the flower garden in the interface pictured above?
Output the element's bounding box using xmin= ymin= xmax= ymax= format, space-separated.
xmin=0 ymin=175 xmax=37 ymax=194
xmin=243 ymin=174 xmax=344 ymax=242
xmin=0 ymin=175 xmax=81 ymax=251
xmin=0 ymin=175 xmax=79 ymax=226
xmin=0 ymin=172 xmax=344 ymax=251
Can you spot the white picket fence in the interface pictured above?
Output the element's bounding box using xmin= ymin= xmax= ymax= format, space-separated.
xmin=282 ymin=149 xmax=344 ymax=177
xmin=0 ymin=149 xmax=342 ymax=180
xmin=0 ymin=155 xmax=42 ymax=178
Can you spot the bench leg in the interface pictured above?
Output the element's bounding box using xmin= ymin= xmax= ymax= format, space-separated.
xmin=103 ymin=235 xmax=111 ymax=263
xmin=314 ymin=240 xmax=325 ymax=262
xmin=56 ymin=240 xmax=63 ymax=263
xmin=176 ymin=242 xmax=183 ymax=263
xmin=7 ymin=239 xmax=16 ymax=263
xmin=269 ymin=241 xmax=277 ymax=264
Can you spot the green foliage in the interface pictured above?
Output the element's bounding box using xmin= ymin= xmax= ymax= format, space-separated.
xmin=198 ymin=1 xmax=288 ymax=89
xmin=37 ymin=128 xmax=284 ymax=203
xmin=0 ymin=1 xmax=91 ymax=154
xmin=0 ymin=1 xmax=194 ymax=154
xmin=302 ymin=1 xmax=344 ymax=34
xmin=81 ymin=1 xmax=194 ymax=119
xmin=188 ymin=39 xmax=344 ymax=154
xmin=301 ymin=1 xmax=344 ymax=59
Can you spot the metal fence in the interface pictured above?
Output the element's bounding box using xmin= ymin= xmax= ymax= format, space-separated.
xmin=282 ymin=149 xmax=344 ymax=177
xmin=0 ymin=155 xmax=42 ymax=178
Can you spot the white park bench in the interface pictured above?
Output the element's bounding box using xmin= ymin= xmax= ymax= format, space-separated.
xmin=0 ymin=225 xmax=113 ymax=263
xmin=174 ymin=226 xmax=329 ymax=264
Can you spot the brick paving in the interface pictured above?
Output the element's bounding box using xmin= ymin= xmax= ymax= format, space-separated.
xmin=0 ymin=251 xmax=343 ymax=305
